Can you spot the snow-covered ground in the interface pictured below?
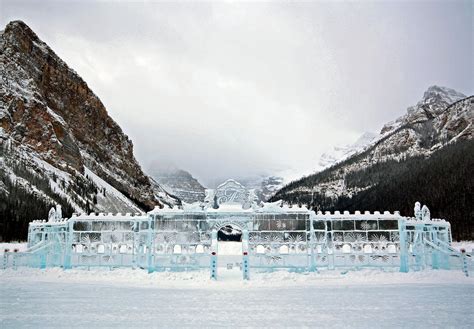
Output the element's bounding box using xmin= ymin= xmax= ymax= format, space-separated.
xmin=0 ymin=242 xmax=27 ymax=254
xmin=452 ymin=241 xmax=474 ymax=252
xmin=1 ymin=241 xmax=473 ymax=328
xmin=0 ymin=267 xmax=473 ymax=328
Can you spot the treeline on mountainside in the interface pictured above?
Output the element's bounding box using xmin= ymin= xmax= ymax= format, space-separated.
xmin=0 ymin=165 xmax=75 ymax=242
xmin=0 ymin=144 xmax=101 ymax=241
xmin=271 ymin=140 xmax=473 ymax=240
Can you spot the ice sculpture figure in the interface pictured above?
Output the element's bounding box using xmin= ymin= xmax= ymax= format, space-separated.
xmin=48 ymin=207 xmax=56 ymax=222
xmin=55 ymin=205 xmax=62 ymax=220
xmin=421 ymin=205 xmax=430 ymax=221
xmin=414 ymin=202 xmax=422 ymax=220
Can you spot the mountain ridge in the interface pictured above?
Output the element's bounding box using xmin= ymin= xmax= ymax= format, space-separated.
xmin=318 ymin=132 xmax=377 ymax=170
xmin=149 ymin=166 xmax=206 ymax=204
xmin=0 ymin=20 xmax=179 ymax=240
xmin=271 ymin=86 xmax=473 ymax=239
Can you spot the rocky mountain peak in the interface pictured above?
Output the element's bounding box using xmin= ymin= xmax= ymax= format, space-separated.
xmin=422 ymin=85 xmax=466 ymax=104
xmin=271 ymin=86 xmax=472 ymax=239
xmin=273 ymin=85 xmax=472 ymax=206
xmin=1 ymin=20 xmax=176 ymax=213
xmin=410 ymin=85 xmax=466 ymax=119
xmin=381 ymin=86 xmax=467 ymax=135
xmin=4 ymin=20 xmax=48 ymax=52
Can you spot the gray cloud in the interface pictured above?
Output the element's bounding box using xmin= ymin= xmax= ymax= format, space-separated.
xmin=1 ymin=1 xmax=472 ymax=186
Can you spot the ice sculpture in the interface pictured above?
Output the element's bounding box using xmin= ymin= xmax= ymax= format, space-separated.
xmin=48 ymin=207 xmax=56 ymax=222
xmin=414 ymin=202 xmax=422 ymax=220
xmin=421 ymin=205 xmax=430 ymax=221
xmin=55 ymin=205 xmax=62 ymax=220
xmin=3 ymin=179 xmax=469 ymax=278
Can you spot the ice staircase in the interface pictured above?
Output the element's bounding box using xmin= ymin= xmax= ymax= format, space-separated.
xmin=423 ymin=240 xmax=472 ymax=276
xmin=2 ymin=240 xmax=61 ymax=269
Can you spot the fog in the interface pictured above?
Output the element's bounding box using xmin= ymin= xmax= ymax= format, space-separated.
xmin=1 ymin=1 xmax=472 ymax=186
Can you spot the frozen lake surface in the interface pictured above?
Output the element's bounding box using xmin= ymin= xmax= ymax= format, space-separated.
xmin=1 ymin=268 xmax=473 ymax=328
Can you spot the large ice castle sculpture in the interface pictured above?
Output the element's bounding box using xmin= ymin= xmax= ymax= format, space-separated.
xmin=2 ymin=179 xmax=471 ymax=278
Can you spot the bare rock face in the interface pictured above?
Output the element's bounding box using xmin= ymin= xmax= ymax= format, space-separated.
xmin=0 ymin=20 xmax=175 ymax=212
xmin=435 ymin=97 xmax=473 ymax=142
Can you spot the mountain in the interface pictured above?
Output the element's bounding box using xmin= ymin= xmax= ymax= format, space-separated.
xmin=255 ymin=176 xmax=285 ymax=202
xmin=271 ymin=86 xmax=473 ymax=240
xmin=223 ymin=175 xmax=285 ymax=203
xmin=380 ymin=86 xmax=468 ymax=136
xmin=0 ymin=20 xmax=178 ymax=241
xmin=149 ymin=166 xmax=206 ymax=203
xmin=318 ymin=132 xmax=377 ymax=169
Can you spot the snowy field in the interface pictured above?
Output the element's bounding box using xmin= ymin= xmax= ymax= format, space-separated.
xmin=1 ymin=242 xmax=473 ymax=328
xmin=1 ymin=267 xmax=473 ymax=328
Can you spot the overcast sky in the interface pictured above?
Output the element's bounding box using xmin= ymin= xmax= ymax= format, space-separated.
xmin=1 ymin=1 xmax=472 ymax=186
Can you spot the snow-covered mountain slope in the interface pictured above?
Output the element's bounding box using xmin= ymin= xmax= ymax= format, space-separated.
xmin=149 ymin=166 xmax=206 ymax=204
xmin=148 ymin=175 xmax=182 ymax=206
xmin=318 ymin=132 xmax=377 ymax=169
xmin=278 ymin=87 xmax=470 ymax=195
xmin=271 ymin=86 xmax=473 ymax=240
xmin=0 ymin=20 xmax=178 ymax=240
xmin=83 ymin=167 xmax=143 ymax=213
xmin=228 ymin=175 xmax=285 ymax=202
xmin=273 ymin=86 xmax=473 ymax=199
xmin=255 ymin=176 xmax=285 ymax=202
xmin=148 ymin=165 xmax=284 ymax=204
xmin=381 ymin=86 xmax=467 ymax=135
